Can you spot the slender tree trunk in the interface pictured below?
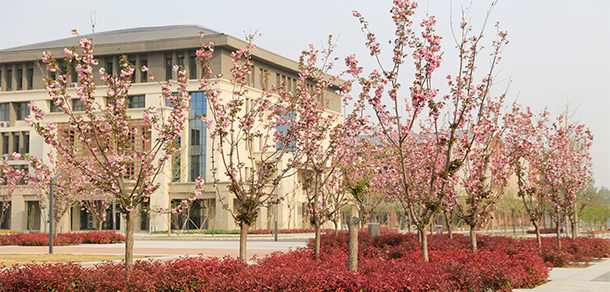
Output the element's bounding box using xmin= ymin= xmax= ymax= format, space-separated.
xmin=470 ymin=226 xmax=478 ymax=252
xmin=420 ymin=225 xmax=429 ymax=261
xmin=571 ymin=207 xmax=578 ymax=239
xmin=533 ymin=221 xmax=541 ymax=247
xmin=490 ymin=213 xmax=495 ymax=236
xmin=512 ymin=211 xmax=517 ymax=235
xmin=555 ymin=218 xmax=562 ymax=248
xmin=314 ymin=220 xmax=321 ymax=260
xmin=444 ymin=211 xmax=453 ymax=239
xmin=347 ymin=217 xmax=359 ymax=271
xmin=239 ymin=222 xmax=249 ymax=260
xmin=125 ymin=211 xmax=135 ymax=272
xmin=564 ymin=214 xmax=570 ymax=238
xmin=333 ymin=220 xmax=339 ymax=237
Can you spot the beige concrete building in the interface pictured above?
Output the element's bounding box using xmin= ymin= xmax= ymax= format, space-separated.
xmin=0 ymin=25 xmax=342 ymax=233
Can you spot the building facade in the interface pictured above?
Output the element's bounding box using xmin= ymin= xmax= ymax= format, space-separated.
xmin=0 ymin=25 xmax=343 ymax=233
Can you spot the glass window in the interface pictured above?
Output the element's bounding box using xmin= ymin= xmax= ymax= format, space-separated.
xmin=166 ymin=57 xmax=173 ymax=81
xmin=189 ymin=92 xmax=207 ymax=182
xmin=128 ymin=95 xmax=145 ymax=108
xmin=24 ymin=133 xmax=29 ymax=154
xmin=6 ymin=70 xmax=12 ymax=91
xmin=0 ymin=103 xmax=9 ymax=121
xmin=2 ymin=134 xmax=9 ymax=155
xmin=72 ymin=99 xmax=83 ymax=112
xmin=50 ymin=101 xmax=62 ymax=113
xmin=189 ymin=54 xmax=197 ymax=80
xmin=17 ymin=69 xmax=23 ymax=90
xmin=13 ymin=134 xmax=20 ymax=154
xmin=140 ymin=59 xmax=148 ymax=83
xmin=15 ymin=102 xmax=29 ymax=120
xmin=27 ymin=68 xmax=33 ymax=90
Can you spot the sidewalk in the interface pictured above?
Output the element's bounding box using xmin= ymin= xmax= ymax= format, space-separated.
xmin=514 ymin=258 xmax=610 ymax=292
xmin=0 ymin=235 xmax=310 ymax=264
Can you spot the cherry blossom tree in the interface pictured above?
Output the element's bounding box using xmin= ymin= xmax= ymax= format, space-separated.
xmin=289 ymin=43 xmax=366 ymax=260
xmin=452 ymin=96 xmax=509 ymax=252
xmin=504 ymin=103 xmax=550 ymax=246
xmin=347 ymin=1 xmax=508 ymax=261
xmin=27 ymin=31 xmax=203 ymax=270
xmin=541 ymin=115 xmax=593 ymax=247
xmin=200 ymin=37 xmax=307 ymax=260
xmin=340 ymin=137 xmax=384 ymax=229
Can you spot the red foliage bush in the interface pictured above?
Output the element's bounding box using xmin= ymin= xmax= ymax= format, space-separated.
xmin=527 ymin=228 xmax=563 ymax=234
xmin=0 ymin=231 xmax=125 ymax=246
xmin=2 ymin=230 xmax=608 ymax=291
xmin=249 ymin=228 xmax=315 ymax=234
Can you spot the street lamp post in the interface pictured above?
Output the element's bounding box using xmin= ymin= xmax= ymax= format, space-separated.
xmin=49 ymin=171 xmax=63 ymax=254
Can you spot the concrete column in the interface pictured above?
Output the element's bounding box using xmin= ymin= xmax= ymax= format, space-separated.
xmin=11 ymin=63 xmax=16 ymax=91
xmin=0 ymin=64 xmax=5 ymax=91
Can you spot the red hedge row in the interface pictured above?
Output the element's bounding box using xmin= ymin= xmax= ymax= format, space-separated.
xmin=0 ymin=231 xmax=125 ymax=246
xmin=1 ymin=231 xmax=607 ymax=291
xmin=0 ymin=247 xmax=548 ymax=292
xmin=250 ymin=228 xmax=315 ymax=234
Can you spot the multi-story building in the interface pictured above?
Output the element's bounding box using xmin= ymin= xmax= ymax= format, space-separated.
xmin=0 ymin=25 xmax=343 ymax=233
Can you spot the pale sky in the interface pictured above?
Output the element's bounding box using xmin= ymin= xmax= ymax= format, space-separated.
xmin=1 ymin=0 xmax=608 ymax=188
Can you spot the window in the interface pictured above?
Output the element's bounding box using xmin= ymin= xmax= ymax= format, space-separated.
xmin=189 ymin=92 xmax=207 ymax=182
xmin=2 ymin=134 xmax=8 ymax=155
xmin=72 ymin=99 xmax=83 ymax=112
xmin=27 ymin=68 xmax=33 ymax=90
xmin=13 ymin=134 xmax=19 ymax=154
xmin=106 ymin=60 xmax=113 ymax=76
xmin=276 ymin=109 xmax=296 ymax=151
xmin=50 ymin=101 xmax=62 ymax=113
xmin=172 ymin=137 xmax=181 ymax=183
xmin=6 ymin=70 xmax=12 ymax=91
xmin=166 ymin=57 xmax=173 ymax=80
xmin=24 ymin=134 xmax=29 ymax=154
xmin=16 ymin=69 xmax=23 ymax=90
xmin=189 ymin=54 xmax=197 ymax=80
xmin=128 ymin=95 xmax=145 ymax=108
xmin=140 ymin=59 xmax=148 ymax=82
xmin=0 ymin=103 xmax=9 ymax=121
xmin=190 ymin=129 xmax=200 ymax=146
xmin=15 ymin=102 xmax=29 ymax=120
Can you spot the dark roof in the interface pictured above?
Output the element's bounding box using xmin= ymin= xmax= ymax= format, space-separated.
xmin=0 ymin=25 xmax=223 ymax=53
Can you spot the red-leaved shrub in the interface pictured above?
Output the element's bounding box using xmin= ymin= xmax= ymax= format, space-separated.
xmin=0 ymin=231 xmax=125 ymax=246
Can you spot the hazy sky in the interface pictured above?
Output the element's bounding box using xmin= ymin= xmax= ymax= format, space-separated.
xmin=1 ymin=0 xmax=608 ymax=188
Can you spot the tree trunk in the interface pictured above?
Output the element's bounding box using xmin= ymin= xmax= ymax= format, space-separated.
xmin=333 ymin=220 xmax=339 ymax=237
xmin=445 ymin=211 xmax=453 ymax=239
xmin=421 ymin=226 xmax=429 ymax=261
xmin=571 ymin=206 xmax=578 ymax=239
xmin=512 ymin=211 xmax=517 ymax=235
xmin=470 ymin=226 xmax=478 ymax=253
xmin=533 ymin=221 xmax=541 ymax=247
xmin=314 ymin=221 xmax=322 ymax=260
xmin=347 ymin=217 xmax=359 ymax=271
xmin=555 ymin=218 xmax=562 ymax=248
xmin=239 ymin=222 xmax=249 ymax=260
xmin=490 ymin=213 xmax=494 ymax=236
xmin=125 ymin=211 xmax=135 ymax=272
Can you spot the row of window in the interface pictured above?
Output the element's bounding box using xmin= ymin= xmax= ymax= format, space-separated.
xmin=0 ymin=102 xmax=30 ymax=121
xmin=1 ymin=131 xmax=30 ymax=155
xmin=0 ymin=67 xmax=35 ymax=91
